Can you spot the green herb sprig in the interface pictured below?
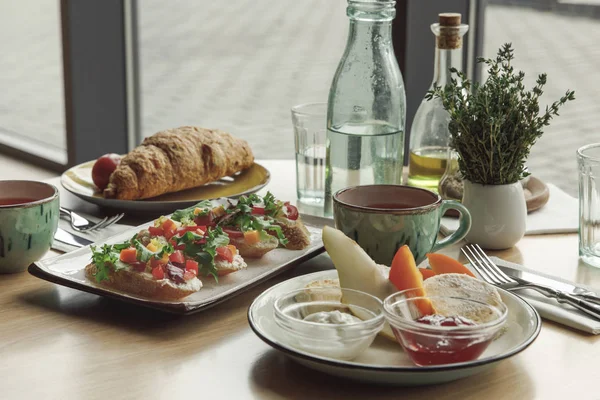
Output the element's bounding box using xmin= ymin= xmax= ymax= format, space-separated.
xmin=426 ymin=43 xmax=575 ymax=185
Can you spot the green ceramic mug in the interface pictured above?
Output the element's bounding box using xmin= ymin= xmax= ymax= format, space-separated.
xmin=0 ymin=181 xmax=59 ymax=273
xmin=333 ymin=185 xmax=471 ymax=266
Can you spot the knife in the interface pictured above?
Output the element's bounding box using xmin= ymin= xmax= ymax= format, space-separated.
xmin=54 ymin=228 xmax=93 ymax=248
xmin=499 ymin=264 xmax=600 ymax=305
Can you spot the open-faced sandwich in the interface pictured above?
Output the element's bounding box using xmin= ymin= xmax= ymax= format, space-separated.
xmin=167 ymin=192 xmax=311 ymax=258
xmin=219 ymin=192 xmax=311 ymax=256
xmin=91 ymin=126 xmax=254 ymax=200
xmin=85 ymin=194 xmax=310 ymax=300
xmin=86 ymin=220 xmax=246 ymax=300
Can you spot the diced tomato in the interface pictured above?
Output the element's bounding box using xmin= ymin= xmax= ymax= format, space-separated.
xmin=194 ymin=213 xmax=214 ymax=227
xmin=150 ymin=257 xmax=166 ymax=269
xmin=175 ymin=225 xmax=201 ymax=236
xmin=119 ymin=247 xmax=137 ymax=264
xmin=169 ymin=238 xmax=186 ymax=251
xmin=185 ymin=259 xmax=199 ymax=275
xmin=216 ymin=246 xmax=234 ymax=263
xmin=223 ymin=227 xmax=244 ymax=238
xmin=284 ymin=202 xmax=299 ymax=220
xmin=152 ymin=265 xmax=165 ymax=280
xmin=251 ymin=206 xmax=265 ymax=215
xmin=183 ymin=270 xmax=196 ymax=281
xmin=169 ymin=250 xmax=185 ymax=264
xmin=244 ymin=230 xmax=260 ymax=245
xmin=196 ymin=226 xmax=207 ymax=233
xmin=131 ymin=261 xmax=147 ymax=272
xmin=148 ymin=226 xmax=164 ymax=237
xmin=162 ymin=219 xmax=177 ymax=240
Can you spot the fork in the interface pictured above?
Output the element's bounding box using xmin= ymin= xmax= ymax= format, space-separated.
xmin=60 ymin=207 xmax=124 ymax=232
xmin=462 ymin=244 xmax=600 ymax=321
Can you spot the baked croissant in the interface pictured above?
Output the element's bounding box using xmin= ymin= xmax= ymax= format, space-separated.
xmin=103 ymin=126 xmax=254 ymax=200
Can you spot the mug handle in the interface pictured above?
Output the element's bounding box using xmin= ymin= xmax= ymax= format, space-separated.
xmin=431 ymin=200 xmax=472 ymax=253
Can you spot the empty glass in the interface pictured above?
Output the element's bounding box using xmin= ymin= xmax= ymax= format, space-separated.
xmin=578 ymin=143 xmax=600 ymax=268
xmin=292 ymin=103 xmax=326 ymax=205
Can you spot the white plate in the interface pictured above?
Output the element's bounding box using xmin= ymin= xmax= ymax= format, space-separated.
xmin=248 ymin=270 xmax=541 ymax=386
xmin=30 ymin=215 xmax=332 ymax=314
xmin=60 ymin=161 xmax=270 ymax=214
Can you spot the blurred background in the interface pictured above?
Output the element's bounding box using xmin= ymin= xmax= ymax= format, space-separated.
xmin=0 ymin=0 xmax=596 ymax=196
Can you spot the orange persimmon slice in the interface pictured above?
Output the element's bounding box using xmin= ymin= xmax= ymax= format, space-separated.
xmin=418 ymin=268 xmax=437 ymax=280
xmin=389 ymin=245 xmax=435 ymax=315
xmin=426 ymin=253 xmax=476 ymax=278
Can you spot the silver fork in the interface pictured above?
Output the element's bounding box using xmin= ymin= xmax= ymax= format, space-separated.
xmin=60 ymin=207 xmax=124 ymax=232
xmin=462 ymin=244 xmax=600 ymax=321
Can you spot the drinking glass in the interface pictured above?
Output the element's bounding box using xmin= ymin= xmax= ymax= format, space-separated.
xmin=292 ymin=103 xmax=326 ymax=205
xmin=578 ymin=143 xmax=600 ymax=268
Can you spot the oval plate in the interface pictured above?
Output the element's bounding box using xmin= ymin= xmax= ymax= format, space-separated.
xmin=61 ymin=161 xmax=270 ymax=214
xmin=248 ymin=270 xmax=541 ymax=386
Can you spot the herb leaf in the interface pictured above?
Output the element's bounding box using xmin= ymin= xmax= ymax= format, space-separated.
xmin=171 ymin=200 xmax=214 ymax=223
xmin=426 ymin=43 xmax=575 ymax=185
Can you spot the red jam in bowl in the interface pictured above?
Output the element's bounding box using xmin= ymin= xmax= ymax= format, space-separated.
xmin=392 ymin=314 xmax=494 ymax=366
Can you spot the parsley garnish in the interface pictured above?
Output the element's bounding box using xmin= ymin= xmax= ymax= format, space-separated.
xmin=171 ymin=200 xmax=214 ymax=223
xmin=172 ymin=227 xmax=230 ymax=280
xmin=90 ymin=241 xmax=129 ymax=282
xmin=133 ymin=239 xmax=173 ymax=262
xmin=221 ymin=192 xmax=288 ymax=245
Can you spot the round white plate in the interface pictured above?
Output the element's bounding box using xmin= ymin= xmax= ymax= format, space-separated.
xmin=248 ymin=270 xmax=541 ymax=386
xmin=60 ymin=161 xmax=270 ymax=214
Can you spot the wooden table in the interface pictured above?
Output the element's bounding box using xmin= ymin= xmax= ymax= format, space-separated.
xmin=1 ymin=158 xmax=599 ymax=400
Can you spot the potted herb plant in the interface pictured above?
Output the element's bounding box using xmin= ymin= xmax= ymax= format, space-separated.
xmin=427 ymin=43 xmax=575 ymax=249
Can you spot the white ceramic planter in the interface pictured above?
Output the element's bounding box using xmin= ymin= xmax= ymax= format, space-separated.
xmin=462 ymin=180 xmax=527 ymax=249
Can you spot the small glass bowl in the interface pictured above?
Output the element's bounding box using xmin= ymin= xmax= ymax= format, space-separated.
xmin=273 ymin=287 xmax=384 ymax=360
xmin=383 ymin=288 xmax=508 ymax=367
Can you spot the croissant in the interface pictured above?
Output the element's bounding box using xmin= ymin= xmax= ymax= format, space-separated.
xmin=104 ymin=126 xmax=254 ymax=200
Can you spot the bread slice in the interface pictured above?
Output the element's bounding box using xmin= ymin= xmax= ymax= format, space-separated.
xmin=229 ymin=235 xmax=279 ymax=258
xmin=423 ymin=273 xmax=503 ymax=324
xmin=85 ymin=263 xmax=202 ymax=300
xmin=215 ymin=253 xmax=247 ymax=276
xmin=304 ymin=278 xmax=342 ymax=301
xmin=275 ymin=216 xmax=311 ymax=250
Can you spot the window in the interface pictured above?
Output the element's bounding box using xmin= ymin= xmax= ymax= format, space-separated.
xmin=483 ymin=1 xmax=594 ymax=196
xmin=138 ymin=0 xmax=347 ymax=159
xmin=0 ymin=1 xmax=66 ymax=166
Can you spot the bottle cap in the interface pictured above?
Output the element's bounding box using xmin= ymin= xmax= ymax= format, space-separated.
xmin=436 ymin=13 xmax=464 ymax=50
xmin=439 ymin=13 xmax=461 ymax=27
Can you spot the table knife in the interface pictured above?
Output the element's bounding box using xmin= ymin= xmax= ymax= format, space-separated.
xmin=499 ymin=264 xmax=600 ymax=305
xmin=54 ymin=228 xmax=93 ymax=248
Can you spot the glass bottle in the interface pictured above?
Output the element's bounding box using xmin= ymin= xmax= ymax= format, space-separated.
xmin=407 ymin=13 xmax=468 ymax=192
xmin=325 ymin=0 xmax=406 ymax=213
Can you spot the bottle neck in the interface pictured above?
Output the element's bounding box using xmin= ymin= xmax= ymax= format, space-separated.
xmin=430 ymin=23 xmax=469 ymax=87
xmin=347 ymin=18 xmax=393 ymax=45
xmin=432 ymin=47 xmax=463 ymax=87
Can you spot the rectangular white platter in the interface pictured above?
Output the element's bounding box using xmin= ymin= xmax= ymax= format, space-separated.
xmin=29 ymin=214 xmax=332 ymax=314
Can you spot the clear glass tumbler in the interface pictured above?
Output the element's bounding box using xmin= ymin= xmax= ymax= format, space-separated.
xmin=578 ymin=143 xmax=600 ymax=268
xmin=292 ymin=103 xmax=327 ymax=205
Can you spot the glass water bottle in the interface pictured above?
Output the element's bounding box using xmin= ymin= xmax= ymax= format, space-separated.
xmin=407 ymin=13 xmax=468 ymax=192
xmin=325 ymin=0 xmax=406 ymax=212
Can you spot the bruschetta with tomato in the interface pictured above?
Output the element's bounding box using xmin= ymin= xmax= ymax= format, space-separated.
xmin=86 ymin=218 xmax=247 ymax=300
xmin=218 ymin=192 xmax=311 ymax=257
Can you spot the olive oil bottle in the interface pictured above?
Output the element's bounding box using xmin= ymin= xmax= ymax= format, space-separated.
xmin=407 ymin=13 xmax=468 ymax=192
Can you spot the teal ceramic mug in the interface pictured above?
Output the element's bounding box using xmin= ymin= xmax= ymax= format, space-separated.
xmin=0 ymin=181 xmax=59 ymax=273
xmin=333 ymin=185 xmax=471 ymax=266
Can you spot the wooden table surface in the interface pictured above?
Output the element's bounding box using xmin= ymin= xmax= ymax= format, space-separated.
xmin=0 ymin=157 xmax=599 ymax=400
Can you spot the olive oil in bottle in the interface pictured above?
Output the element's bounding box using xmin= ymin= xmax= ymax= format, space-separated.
xmin=407 ymin=13 xmax=468 ymax=192
xmin=407 ymin=146 xmax=457 ymax=190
